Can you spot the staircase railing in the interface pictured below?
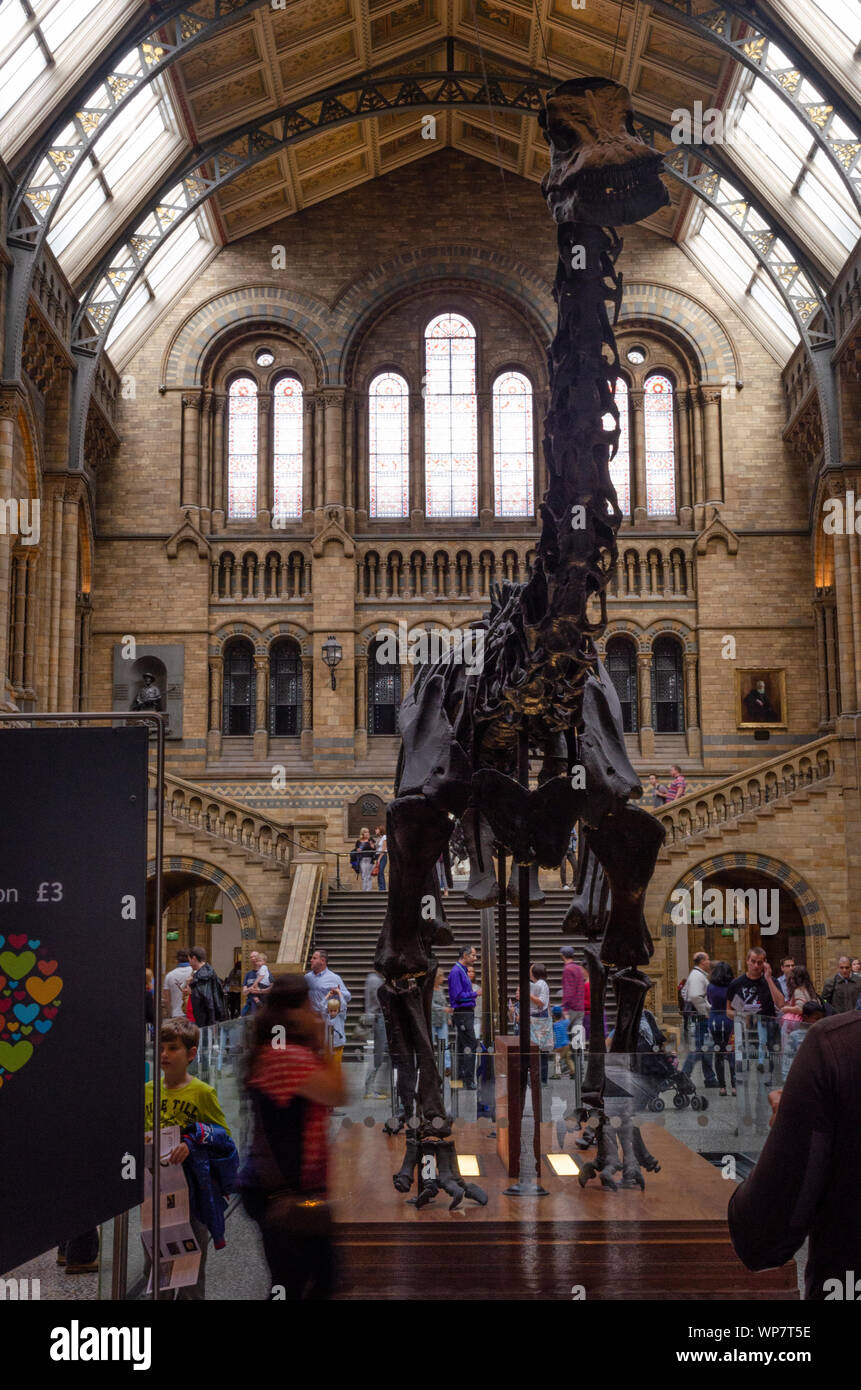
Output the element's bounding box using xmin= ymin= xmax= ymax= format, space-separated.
xmin=656 ymin=734 xmax=837 ymax=847
xmin=150 ymin=769 xmax=294 ymax=867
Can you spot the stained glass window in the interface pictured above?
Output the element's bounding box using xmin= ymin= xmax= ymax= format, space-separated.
xmin=492 ymin=371 xmax=534 ymax=517
xmin=273 ymin=376 xmax=303 ymax=521
xmin=227 ymin=376 xmax=258 ymax=520
xmin=424 ymin=314 xmax=478 ymax=518
xmin=603 ymin=376 xmax=631 ymax=517
xmin=644 ymin=374 xmax=676 ymax=517
xmin=369 ymin=372 xmax=409 ymax=519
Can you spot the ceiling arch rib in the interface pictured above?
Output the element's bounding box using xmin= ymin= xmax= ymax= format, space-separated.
xmin=649 ymin=0 xmax=861 ymax=213
xmin=73 ymin=69 xmax=832 ymax=362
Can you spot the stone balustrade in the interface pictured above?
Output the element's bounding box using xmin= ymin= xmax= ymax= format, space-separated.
xmin=211 ymin=545 xmax=312 ymax=600
xmin=155 ymin=770 xmax=294 ymax=866
xmin=609 ymin=542 xmax=694 ymax=599
xmin=656 ymin=735 xmax=836 ymax=846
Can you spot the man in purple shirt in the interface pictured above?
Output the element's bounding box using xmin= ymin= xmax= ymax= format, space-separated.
xmin=656 ymin=765 xmax=687 ymax=802
xmin=448 ymin=945 xmax=479 ymax=1089
xmin=560 ymin=946 xmax=586 ymax=1046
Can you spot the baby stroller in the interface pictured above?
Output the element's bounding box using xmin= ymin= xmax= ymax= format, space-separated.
xmin=635 ymin=1009 xmax=709 ymax=1113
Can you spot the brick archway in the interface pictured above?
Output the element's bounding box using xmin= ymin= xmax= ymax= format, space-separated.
xmin=660 ymin=850 xmax=828 ymax=984
xmin=147 ymin=855 xmax=257 ymax=940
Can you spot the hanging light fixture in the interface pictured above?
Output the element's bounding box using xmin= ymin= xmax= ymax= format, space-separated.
xmin=321 ymin=634 xmax=343 ymax=690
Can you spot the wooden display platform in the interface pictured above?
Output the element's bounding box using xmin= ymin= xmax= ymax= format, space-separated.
xmin=330 ymin=1121 xmax=798 ymax=1300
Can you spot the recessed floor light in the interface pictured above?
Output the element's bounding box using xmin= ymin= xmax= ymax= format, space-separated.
xmin=546 ymin=1153 xmax=579 ymax=1176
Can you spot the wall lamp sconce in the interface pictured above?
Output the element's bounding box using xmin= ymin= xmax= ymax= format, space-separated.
xmin=321 ymin=634 xmax=343 ymax=690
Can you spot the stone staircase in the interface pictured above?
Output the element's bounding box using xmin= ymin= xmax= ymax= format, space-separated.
xmin=149 ymin=769 xmax=301 ymax=942
xmin=204 ymin=736 xmax=311 ymax=777
xmin=653 ymin=734 xmax=836 ymax=858
xmin=310 ymin=887 xmax=616 ymax=1049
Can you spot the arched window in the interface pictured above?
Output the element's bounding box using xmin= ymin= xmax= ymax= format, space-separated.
xmin=269 ymin=639 xmax=302 ymax=735
xmin=604 ymin=376 xmax=631 ymax=517
xmin=369 ymin=372 xmax=409 ymax=519
xmin=492 ymin=371 xmax=534 ymax=517
xmin=368 ymin=636 xmax=401 ymax=735
xmin=222 ymin=639 xmax=255 ymax=735
xmin=227 ymin=376 xmax=258 ymax=520
xmin=606 ymin=636 xmax=638 ymax=733
xmin=644 ymin=374 xmax=676 ymax=517
xmin=272 ymin=376 xmax=303 ymax=521
xmin=424 ymin=313 xmax=478 ymax=518
xmin=652 ymin=635 xmax=684 ymax=733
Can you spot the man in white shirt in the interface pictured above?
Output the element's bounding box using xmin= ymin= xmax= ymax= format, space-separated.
xmin=305 ymin=948 xmax=351 ymax=1061
xmin=164 ymin=949 xmax=193 ymax=1017
xmin=681 ymin=951 xmax=718 ymax=1087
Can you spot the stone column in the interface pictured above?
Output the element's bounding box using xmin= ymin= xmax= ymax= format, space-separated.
xmin=701 ymin=388 xmax=722 ymax=509
xmin=354 ymin=653 xmax=368 ymax=761
xmin=344 ymin=391 xmax=356 ymax=522
xmin=637 ymin=651 xmax=654 ymax=759
xmin=199 ymin=390 xmax=212 ymax=531
xmin=322 ymin=389 xmax=344 ymax=508
xmin=631 ymin=390 xmax=646 ymax=524
xmin=46 ymin=481 xmax=64 ymax=710
xmin=57 ymin=484 xmax=79 ymax=711
xmin=78 ymin=599 xmax=92 ymax=711
xmin=302 ymin=397 xmax=315 ymax=524
xmin=479 ymin=392 xmax=493 ymax=523
xmin=257 ymin=395 xmax=271 ymax=529
xmin=684 ymin=652 xmax=701 ymax=760
xmin=692 ymin=394 xmax=706 ymax=529
xmin=313 ymin=396 xmax=325 ymax=514
xmin=181 ymin=393 xmax=203 ymax=520
xmin=833 ymin=523 xmax=856 ymax=713
xmin=825 ymin=602 xmax=839 ymax=723
xmin=849 ymin=527 xmax=861 ymax=713
xmin=211 ymin=395 xmax=226 ymax=530
xmin=207 ymin=655 xmax=223 ymax=761
xmin=0 ymin=389 xmax=20 ymax=701
xmin=253 ymin=654 xmax=269 ymax=761
xmin=10 ymin=550 xmax=27 ymax=688
xmin=301 ymin=655 xmax=313 ymax=757
xmin=410 ymin=395 xmax=424 ymax=529
xmin=23 ymin=549 xmax=38 ymax=696
xmin=355 ymin=396 xmax=368 ymax=524
xmin=677 ymin=390 xmax=693 ymax=528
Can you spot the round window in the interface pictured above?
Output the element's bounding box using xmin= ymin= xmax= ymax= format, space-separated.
xmin=626 ymin=346 xmax=646 ymax=365
xmin=255 ymin=348 xmax=275 ymax=367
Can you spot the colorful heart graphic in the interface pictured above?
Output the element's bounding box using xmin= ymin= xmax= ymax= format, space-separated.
xmin=0 ymin=937 xmax=5 ymax=947
xmin=26 ymin=976 xmax=62 ymax=1006
xmin=0 ymin=1039 xmax=33 ymax=1071
xmin=0 ymin=944 xmax=62 ymax=1086
xmin=0 ymin=951 xmax=35 ymax=979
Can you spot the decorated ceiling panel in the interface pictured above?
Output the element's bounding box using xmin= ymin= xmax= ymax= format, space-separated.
xmin=164 ymin=0 xmax=734 ymax=239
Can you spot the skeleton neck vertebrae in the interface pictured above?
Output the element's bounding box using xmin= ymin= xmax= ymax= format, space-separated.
xmin=374 ymin=77 xmax=670 ymax=1194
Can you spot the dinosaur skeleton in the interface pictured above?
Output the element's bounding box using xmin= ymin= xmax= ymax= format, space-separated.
xmin=375 ymin=77 xmax=670 ymax=1189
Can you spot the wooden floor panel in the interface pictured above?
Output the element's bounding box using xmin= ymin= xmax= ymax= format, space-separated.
xmin=330 ymin=1122 xmax=798 ymax=1300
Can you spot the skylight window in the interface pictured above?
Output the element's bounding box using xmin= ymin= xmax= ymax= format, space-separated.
xmin=0 ymin=0 xmax=116 ymax=155
xmin=686 ymin=208 xmax=798 ymax=360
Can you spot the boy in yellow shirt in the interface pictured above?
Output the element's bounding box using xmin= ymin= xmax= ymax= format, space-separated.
xmin=144 ymin=1017 xmax=231 ymax=1299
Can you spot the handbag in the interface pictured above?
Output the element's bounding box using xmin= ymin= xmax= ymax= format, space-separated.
xmin=246 ymin=1089 xmax=333 ymax=1237
xmin=371 ymin=862 xmax=379 ymax=877
xmin=530 ymin=1009 xmax=554 ymax=1052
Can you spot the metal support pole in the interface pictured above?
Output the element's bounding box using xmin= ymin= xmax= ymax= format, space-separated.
xmin=504 ymin=729 xmax=548 ymax=1196
xmin=497 ymin=850 xmax=508 ymax=1038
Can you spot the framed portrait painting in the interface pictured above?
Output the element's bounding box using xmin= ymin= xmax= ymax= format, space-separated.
xmin=736 ymin=668 xmax=787 ymax=729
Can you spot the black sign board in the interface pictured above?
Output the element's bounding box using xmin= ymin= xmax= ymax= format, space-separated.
xmin=0 ymin=727 xmax=148 ymax=1274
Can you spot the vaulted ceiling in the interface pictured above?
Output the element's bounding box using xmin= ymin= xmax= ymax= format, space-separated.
xmin=166 ymin=0 xmax=733 ymax=242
